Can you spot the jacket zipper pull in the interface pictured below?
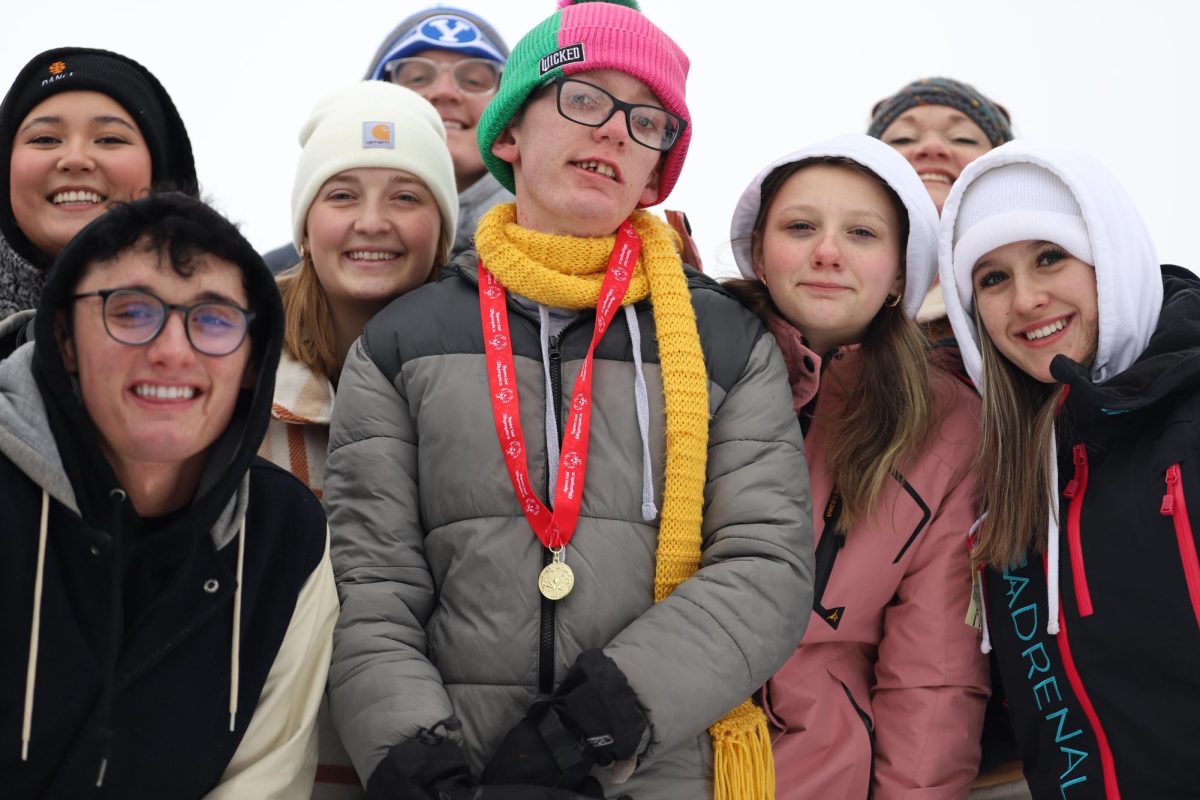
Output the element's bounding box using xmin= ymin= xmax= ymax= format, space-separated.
xmin=1162 ymin=465 xmax=1180 ymax=516
xmin=1063 ymin=443 xmax=1087 ymax=498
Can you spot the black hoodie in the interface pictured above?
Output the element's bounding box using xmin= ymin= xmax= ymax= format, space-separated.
xmin=0 ymin=194 xmax=334 ymax=798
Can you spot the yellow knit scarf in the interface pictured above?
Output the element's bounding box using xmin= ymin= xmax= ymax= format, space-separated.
xmin=475 ymin=203 xmax=775 ymax=800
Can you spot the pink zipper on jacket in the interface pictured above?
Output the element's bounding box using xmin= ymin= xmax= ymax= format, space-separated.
xmin=1062 ymin=443 xmax=1094 ymax=617
xmin=1160 ymin=463 xmax=1200 ymax=629
xmin=1055 ymin=604 xmax=1122 ymax=799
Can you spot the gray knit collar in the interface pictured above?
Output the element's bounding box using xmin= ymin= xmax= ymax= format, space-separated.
xmin=0 ymin=231 xmax=44 ymax=320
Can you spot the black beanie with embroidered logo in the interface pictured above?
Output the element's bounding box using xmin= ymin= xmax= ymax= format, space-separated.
xmin=0 ymin=47 xmax=198 ymax=266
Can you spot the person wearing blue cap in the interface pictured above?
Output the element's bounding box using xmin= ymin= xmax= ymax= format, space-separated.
xmin=263 ymin=6 xmax=512 ymax=273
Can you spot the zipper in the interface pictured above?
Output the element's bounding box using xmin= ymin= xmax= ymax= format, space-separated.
xmin=1062 ymin=443 xmax=1094 ymax=617
xmin=538 ymin=334 xmax=566 ymax=696
xmin=811 ymin=489 xmax=847 ymax=628
xmin=1055 ymin=607 xmax=1122 ymax=798
xmin=840 ymin=681 xmax=875 ymax=798
xmin=1160 ymin=464 xmax=1200 ymax=628
xmin=472 ymin=261 xmax=590 ymax=696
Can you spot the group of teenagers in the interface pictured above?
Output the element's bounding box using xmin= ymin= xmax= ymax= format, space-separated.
xmin=0 ymin=1 xmax=1196 ymax=799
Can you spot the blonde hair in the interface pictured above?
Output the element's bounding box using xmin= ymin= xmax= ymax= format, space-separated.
xmin=971 ymin=304 xmax=1063 ymax=567
xmin=278 ymin=221 xmax=451 ymax=380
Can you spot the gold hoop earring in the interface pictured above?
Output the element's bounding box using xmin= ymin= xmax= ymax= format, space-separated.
xmin=885 ymin=292 xmax=902 ymax=308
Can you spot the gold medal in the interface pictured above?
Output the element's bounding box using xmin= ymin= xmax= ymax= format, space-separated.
xmin=538 ymin=557 xmax=575 ymax=601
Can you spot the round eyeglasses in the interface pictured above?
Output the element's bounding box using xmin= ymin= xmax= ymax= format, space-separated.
xmin=73 ymin=288 xmax=255 ymax=357
xmin=385 ymin=57 xmax=502 ymax=95
xmin=549 ymin=77 xmax=686 ymax=153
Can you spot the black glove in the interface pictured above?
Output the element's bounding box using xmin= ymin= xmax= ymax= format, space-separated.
xmin=481 ymin=650 xmax=646 ymax=790
xmin=365 ymin=718 xmax=476 ymax=800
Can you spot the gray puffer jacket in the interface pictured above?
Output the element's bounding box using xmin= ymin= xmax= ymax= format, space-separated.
xmin=325 ymin=255 xmax=814 ymax=797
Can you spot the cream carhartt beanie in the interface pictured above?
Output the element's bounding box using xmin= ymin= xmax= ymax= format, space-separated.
xmin=951 ymin=163 xmax=1093 ymax=313
xmin=291 ymin=81 xmax=458 ymax=249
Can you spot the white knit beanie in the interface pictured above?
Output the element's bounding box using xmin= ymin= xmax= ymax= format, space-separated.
xmin=291 ymin=81 xmax=458 ymax=250
xmin=951 ymin=163 xmax=1093 ymax=313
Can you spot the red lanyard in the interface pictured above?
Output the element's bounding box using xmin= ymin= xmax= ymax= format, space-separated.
xmin=478 ymin=220 xmax=641 ymax=554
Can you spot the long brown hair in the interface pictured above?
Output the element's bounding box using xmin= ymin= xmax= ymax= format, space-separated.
xmin=727 ymin=157 xmax=935 ymax=531
xmin=971 ymin=304 xmax=1062 ymax=566
xmin=277 ymin=221 xmax=451 ymax=380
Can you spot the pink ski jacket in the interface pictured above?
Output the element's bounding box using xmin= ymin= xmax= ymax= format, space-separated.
xmin=763 ymin=313 xmax=989 ymax=799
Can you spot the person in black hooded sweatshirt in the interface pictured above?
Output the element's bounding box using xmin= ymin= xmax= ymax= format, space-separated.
xmin=0 ymin=192 xmax=336 ymax=799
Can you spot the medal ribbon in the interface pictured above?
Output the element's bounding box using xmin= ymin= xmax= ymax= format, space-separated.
xmin=479 ymin=220 xmax=641 ymax=550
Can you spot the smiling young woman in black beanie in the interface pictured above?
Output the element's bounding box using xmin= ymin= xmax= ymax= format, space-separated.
xmin=0 ymin=47 xmax=197 ymax=318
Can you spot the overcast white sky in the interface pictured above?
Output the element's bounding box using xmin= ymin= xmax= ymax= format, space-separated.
xmin=5 ymin=0 xmax=1199 ymax=276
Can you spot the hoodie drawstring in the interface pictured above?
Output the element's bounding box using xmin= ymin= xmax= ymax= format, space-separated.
xmin=537 ymin=304 xmax=658 ymax=527
xmin=968 ymin=514 xmax=992 ymax=654
xmin=1046 ymin=427 xmax=1061 ymax=636
xmin=624 ymin=306 xmax=658 ymax=522
xmin=21 ymin=489 xmax=50 ymax=762
xmin=20 ymin=491 xmax=247 ymax=773
xmin=229 ymin=515 xmax=246 ymax=731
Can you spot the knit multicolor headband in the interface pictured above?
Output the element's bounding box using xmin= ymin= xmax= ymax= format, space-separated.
xmin=477 ymin=0 xmax=691 ymax=206
xmin=867 ymin=77 xmax=1013 ymax=148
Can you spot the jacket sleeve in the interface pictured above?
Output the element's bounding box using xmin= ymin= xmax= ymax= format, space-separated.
xmin=870 ymin=462 xmax=990 ymax=798
xmin=323 ymin=338 xmax=457 ymax=782
xmin=204 ymin=535 xmax=338 ymax=800
xmin=604 ymin=333 xmax=815 ymax=757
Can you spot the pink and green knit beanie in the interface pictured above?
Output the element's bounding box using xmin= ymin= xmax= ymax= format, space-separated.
xmin=477 ymin=0 xmax=691 ymax=206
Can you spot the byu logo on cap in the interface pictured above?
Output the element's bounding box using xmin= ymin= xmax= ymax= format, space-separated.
xmin=362 ymin=122 xmax=394 ymax=149
xmin=421 ymin=15 xmax=479 ymax=45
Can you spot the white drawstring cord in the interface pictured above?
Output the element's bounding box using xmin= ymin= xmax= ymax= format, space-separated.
xmin=229 ymin=515 xmax=246 ymax=731
xmin=21 ymin=489 xmax=50 ymax=761
xmin=624 ymin=306 xmax=658 ymax=522
xmin=968 ymin=514 xmax=992 ymax=654
xmin=1046 ymin=427 xmax=1061 ymax=635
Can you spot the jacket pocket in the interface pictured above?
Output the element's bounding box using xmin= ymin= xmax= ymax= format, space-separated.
xmin=839 ymin=680 xmax=875 ymax=798
xmin=1160 ymin=463 xmax=1200 ymax=629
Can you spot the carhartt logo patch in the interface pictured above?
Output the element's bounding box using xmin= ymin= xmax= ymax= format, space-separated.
xmin=539 ymin=44 xmax=585 ymax=76
xmin=362 ymin=121 xmax=394 ymax=149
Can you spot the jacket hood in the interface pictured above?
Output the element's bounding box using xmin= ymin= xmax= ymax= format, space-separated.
xmin=1056 ymin=265 xmax=1200 ymax=415
xmin=729 ymin=133 xmax=940 ymax=319
xmin=21 ymin=193 xmax=283 ymax=536
xmin=938 ymin=141 xmax=1162 ymax=390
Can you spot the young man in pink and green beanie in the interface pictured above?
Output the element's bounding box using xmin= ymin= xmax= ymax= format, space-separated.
xmin=323 ymin=2 xmax=813 ymax=798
